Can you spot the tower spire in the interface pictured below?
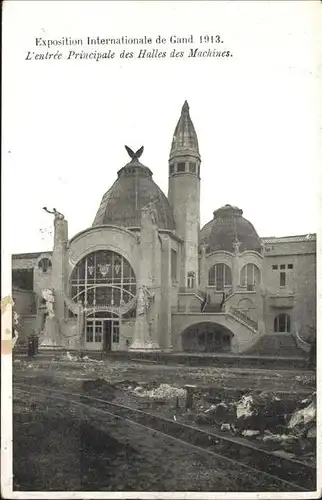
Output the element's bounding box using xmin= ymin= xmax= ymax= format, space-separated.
xmin=170 ymin=100 xmax=200 ymax=162
xmin=168 ymin=101 xmax=201 ymax=290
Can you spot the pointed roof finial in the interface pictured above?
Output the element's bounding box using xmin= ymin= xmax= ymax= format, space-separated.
xmin=169 ymin=101 xmax=200 ymax=159
xmin=182 ymin=100 xmax=189 ymax=113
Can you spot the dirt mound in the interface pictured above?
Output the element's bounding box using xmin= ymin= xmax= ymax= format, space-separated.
xmin=82 ymin=379 xmax=118 ymax=400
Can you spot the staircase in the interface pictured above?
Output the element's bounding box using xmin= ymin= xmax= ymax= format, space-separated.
xmin=203 ymin=303 xmax=222 ymax=313
xmin=228 ymin=307 xmax=258 ymax=332
xmin=244 ymin=334 xmax=306 ymax=357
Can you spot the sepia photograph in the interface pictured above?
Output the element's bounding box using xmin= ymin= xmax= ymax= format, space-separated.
xmin=2 ymin=1 xmax=321 ymax=498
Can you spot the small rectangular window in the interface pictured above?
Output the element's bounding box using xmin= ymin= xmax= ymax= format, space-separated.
xmin=280 ymin=264 xmax=285 ymax=270
xmin=169 ymin=164 xmax=174 ymax=175
xmin=288 ymin=264 xmax=293 ymax=269
xmin=177 ymin=162 xmax=185 ymax=172
xmin=280 ymin=272 xmax=286 ymax=287
xmin=189 ymin=162 xmax=196 ymax=173
xmin=272 ymin=264 xmax=278 ymax=270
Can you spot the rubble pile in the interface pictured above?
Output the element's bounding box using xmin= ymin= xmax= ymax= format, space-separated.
xmin=132 ymin=383 xmax=187 ymax=400
xmin=56 ymin=352 xmax=104 ymax=363
xmin=295 ymin=374 xmax=316 ymax=386
xmin=195 ymin=390 xmax=316 ymax=460
xmin=196 ymin=402 xmax=236 ymax=426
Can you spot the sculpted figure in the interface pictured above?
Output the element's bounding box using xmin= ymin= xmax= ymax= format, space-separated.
xmin=137 ymin=285 xmax=154 ymax=316
xmin=43 ymin=207 xmax=65 ymax=220
xmin=142 ymin=196 xmax=159 ymax=226
xmin=125 ymin=145 xmax=144 ymax=161
xmin=42 ymin=288 xmax=55 ymax=318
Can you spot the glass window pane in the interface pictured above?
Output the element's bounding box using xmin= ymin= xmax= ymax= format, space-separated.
xmin=216 ymin=264 xmax=224 ymax=290
xmin=279 ymin=314 xmax=286 ymax=332
xmin=224 ymin=265 xmax=232 ymax=286
xmin=86 ymin=324 xmax=93 ymax=342
xmin=241 ymin=266 xmax=246 ymax=286
xmin=280 ymin=272 xmax=286 ymax=287
xmin=286 ymin=315 xmax=291 ymax=333
xmin=254 ymin=265 xmax=260 ymax=285
xmin=274 ymin=317 xmax=278 ymax=332
xmin=208 ymin=266 xmax=216 ymax=286
xmin=112 ymin=323 xmax=119 ymax=343
xmin=171 ymin=249 xmax=177 ymax=281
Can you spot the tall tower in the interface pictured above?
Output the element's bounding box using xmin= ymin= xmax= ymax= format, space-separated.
xmin=168 ymin=101 xmax=201 ymax=289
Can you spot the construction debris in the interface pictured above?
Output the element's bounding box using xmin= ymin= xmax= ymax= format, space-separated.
xmin=288 ymin=401 xmax=316 ymax=430
xmin=236 ymin=395 xmax=254 ymax=419
xmin=194 ymin=389 xmax=316 ymax=460
xmin=132 ymin=383 xmax=186 ymax=400
xmin=58 ymin=351 xmax=104 ymax=363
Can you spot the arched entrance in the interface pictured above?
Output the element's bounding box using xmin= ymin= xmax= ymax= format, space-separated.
xmin=182 ymin=322 xmax=234 ymax=353
xmin=69 ymin=249 xmax=137 ymax=351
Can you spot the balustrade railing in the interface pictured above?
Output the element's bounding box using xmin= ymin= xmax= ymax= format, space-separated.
xmin=228 ymin=307 xmax=258 ymax=331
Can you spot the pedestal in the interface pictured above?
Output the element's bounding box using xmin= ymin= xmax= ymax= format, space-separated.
xmin=40 ymin=316 xmax=64 ymax=349
xmin=130 ymin=315 xmax=160 ymax=351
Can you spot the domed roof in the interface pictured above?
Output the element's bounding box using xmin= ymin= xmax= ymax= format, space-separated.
xmin=93 ymin=150 xmax=175 ymax=230
xmin=200 ymin=204 xmax=262 ymax=253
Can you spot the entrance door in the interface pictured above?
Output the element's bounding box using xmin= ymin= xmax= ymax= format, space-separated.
xmin=103 ymin=321 xmax=112 ymax=352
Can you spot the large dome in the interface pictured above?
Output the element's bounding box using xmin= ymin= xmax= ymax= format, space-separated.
xmin=200 ymin=204 xmax=262 ymax=253
xmin=93 ymin=156 xmax=175 ymax=230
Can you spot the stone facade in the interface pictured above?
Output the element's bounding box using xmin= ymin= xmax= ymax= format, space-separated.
xmin=12 ymin=103 xmax=316 ymax=356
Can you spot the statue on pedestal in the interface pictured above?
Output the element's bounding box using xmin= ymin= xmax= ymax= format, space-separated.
xmin=43 ymin=207 xmax=65 ymax=221
xmin=130 ymin=285 xmax=159 ymax=351
xmin=39 ymin=288 xmax=61 ymax=348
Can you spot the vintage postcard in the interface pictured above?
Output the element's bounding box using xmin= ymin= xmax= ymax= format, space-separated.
xmin=2 ymin=0 xmax=321 ymax=498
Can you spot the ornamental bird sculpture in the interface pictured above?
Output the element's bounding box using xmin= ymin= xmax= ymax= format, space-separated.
xmin=125 ymin=145 xmax=144 ymax=161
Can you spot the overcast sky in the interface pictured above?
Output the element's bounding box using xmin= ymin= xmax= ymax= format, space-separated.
xmin=3 ymin=1 xmax=321 ymax=254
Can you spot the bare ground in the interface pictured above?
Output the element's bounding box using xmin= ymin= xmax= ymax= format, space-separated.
xmin=12 ymin=356 xmax=316 ymax=492
xmin=13 ymin=388 xmax=298 ymax=492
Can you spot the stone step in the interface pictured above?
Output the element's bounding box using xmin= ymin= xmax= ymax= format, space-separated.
xmin=245 ymin=335 xmax=306 ymax=357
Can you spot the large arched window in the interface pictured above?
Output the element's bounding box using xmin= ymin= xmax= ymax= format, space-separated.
xmin=70 ymin=250 xmax=136 ymax=309
xmin=274 ymin=313 xmax=291 ymax=333
xmin=208 ymin=263 xmax=232 ymax=291
xmin=240 ymin=264 xmax=260 ymax=291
